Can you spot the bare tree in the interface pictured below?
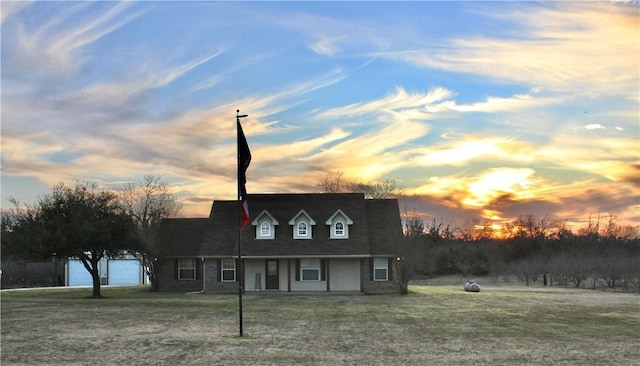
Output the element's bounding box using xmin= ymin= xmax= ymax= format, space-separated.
xmin=509 ymin=256 xmax=546 ymax=286
xmin=396 ymin=214 xmax=426 ymax=295
xmin=119 ymin=174 xmax=182 ymax=291
xmin=598 ymin=214 xmax=639 ymax=240
xmin=317 ymin=171 xmax=345 ymax=193
xmin=456 ymin=217 xmax=496 ymax=242
xmin=318 ymin=171 xmax=402 ymax=198
xmin=442 ymin=243 xmax=490 ymax=278
xmin=578 ymin=213 xmax=602 ymax=240
xmin=514 ymin=214 xmax=555 ymax=241
xmin=347 ymin=178 xmax=402 ymax=199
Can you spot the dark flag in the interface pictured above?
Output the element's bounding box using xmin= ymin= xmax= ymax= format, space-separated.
xmin=238 ymin=120 xmax=251 ymax=229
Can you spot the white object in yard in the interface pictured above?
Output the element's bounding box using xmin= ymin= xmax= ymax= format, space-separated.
xmin=464 ymin=280 xmax=481 ymax=292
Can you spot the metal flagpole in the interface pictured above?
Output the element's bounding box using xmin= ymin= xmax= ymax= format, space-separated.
xmin=236 ymin=109 xmax=248 ymax=337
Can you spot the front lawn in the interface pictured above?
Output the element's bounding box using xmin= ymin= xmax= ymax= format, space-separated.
xmin=1 ymin=285 xmax=638 ymax=365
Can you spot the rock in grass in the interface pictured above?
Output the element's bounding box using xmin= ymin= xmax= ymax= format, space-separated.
xmin=464 ymin=281 xmax=481 ymax=292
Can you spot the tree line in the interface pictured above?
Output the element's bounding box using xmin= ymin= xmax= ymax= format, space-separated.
xmin=396 ymin=213 xmax=639 ymax=293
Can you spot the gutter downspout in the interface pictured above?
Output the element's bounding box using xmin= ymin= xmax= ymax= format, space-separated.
xmin=201 ymin=257 xmax=206 ymax=292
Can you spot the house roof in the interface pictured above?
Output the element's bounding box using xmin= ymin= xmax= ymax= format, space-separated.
xmin=159 ymin=193 xmax=402 ymax=259
xmin=365 ymin=199 xmax=403 ymax=256
xmin=157 ymin=218 xmax=208 ymax=258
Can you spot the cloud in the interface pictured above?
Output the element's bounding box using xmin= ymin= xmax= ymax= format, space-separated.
xmin=8 ymin=2 xmax=143 ymax=70
xmin=315 ymin=86 xmax=453 ymax=121
xmin=309 ymin=33 xmax=345 ymax=56
xmin=386 ymin=2 xmax=639 ymax=98
xmin=425 ymin=92 xmax=554 ymax=113
xmin=411 ymin=136 xmax=536 ymax=167
xmin=272 ymin=10 xmax=390 ymax=57
xmin=403 ymin=170 xmax=639 ymax=232
xmin=0 ymin=1 xmax=32 ymax=23
xmin=538 ymin=132 xmax=639 ymax=182
xmin=407 ymin=167 xmax=539 ymax=208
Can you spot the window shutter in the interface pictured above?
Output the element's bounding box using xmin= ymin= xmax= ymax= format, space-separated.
xmin=216 ymin=259 xmax=221 ymax=282
xmin=369 ymin=258 xmax=374 ymax=281
xmin=235 ymin=259 xmax=240 ymax=283
xmin=320 ymin=259 xmax=326 ymax=281
xmin=196 ymin=259 xmax=201 ymax=280
xmin=387 ymin=257 xmax=393 ymax=281
xmin=175 ymin=259 xmax=179 ymax=279
xmin=295 ymin=259 xmax=300 ymax=281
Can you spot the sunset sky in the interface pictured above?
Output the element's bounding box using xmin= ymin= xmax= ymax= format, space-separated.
xmin=2 ymin=1 xmax=638 ymax=231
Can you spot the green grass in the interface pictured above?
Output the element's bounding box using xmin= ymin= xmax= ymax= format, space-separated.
xmin=1 ymin=285 xmax=638 ymax=365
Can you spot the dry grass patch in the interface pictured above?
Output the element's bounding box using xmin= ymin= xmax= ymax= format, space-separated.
xmin=1 ymin=285 xmax=638 ymax=365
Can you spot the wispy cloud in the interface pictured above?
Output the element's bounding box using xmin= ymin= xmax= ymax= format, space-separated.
xmin=386 ymin=2 xmax=639 ymax=98
xmin=300 ymin=118 xmax=430 ymax=179
xmin=10 ymin=2 xmax=143 ymax=69
xmin=315 ymin=86 xmax=453 ymax=121
xmin=425 ymin=92 xmax=554 ymax=113
xmin=584 ymin=124 xmax=605 ymax=130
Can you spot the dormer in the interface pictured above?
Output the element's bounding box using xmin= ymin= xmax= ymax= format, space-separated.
xmin=251 ymin=210 xmax=279 ymax=239
xmin=325 ymin=209 xmax=353 ymax=239
xmin=288 ymin=209 xmax=316 ymax=239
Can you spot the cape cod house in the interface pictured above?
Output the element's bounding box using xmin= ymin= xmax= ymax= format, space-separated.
xmin=156 ymin=193 xmax=402 ymax=294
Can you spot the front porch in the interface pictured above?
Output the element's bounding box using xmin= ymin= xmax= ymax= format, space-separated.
xmin=207 ymin=258 xmax=362 ymax=293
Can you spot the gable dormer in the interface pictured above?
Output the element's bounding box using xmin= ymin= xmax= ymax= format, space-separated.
xmin=251 ymin=210 xmax=279 ymax=239
xmin=288 ymin=209 xmax=316 ymax=239
xmin=325 ymin=209 xmax=353 ymax=239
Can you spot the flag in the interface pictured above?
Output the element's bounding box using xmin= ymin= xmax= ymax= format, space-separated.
xmin=238 ymin=120 xmax=251 ymax=229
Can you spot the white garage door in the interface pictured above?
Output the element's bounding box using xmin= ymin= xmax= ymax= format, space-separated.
xmin=108 ymin=259 xmax=142 ymax=285
xmin=330 ymin=259 xmax=361 ymax=291
xmin=67 ymin=260 xmax=93 ymax=286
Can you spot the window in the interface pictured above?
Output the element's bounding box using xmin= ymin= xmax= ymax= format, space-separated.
xmin=178 ymin=259 xmax=196 ymax=280
xmin=300 ymin=258 xmax=320 ymax=281
xmin=297 ymin=222 xmax=308 ymax=237
xmin=289 ymin=210 xmax=315 ymax=239
xmin=221 ymin=259 xmax=236 ymax=282
xmin=326 ymin=210 xmax=353 ymax=239
xmin=260 ymin=222 xmax=271 ymax=237
xmin=253 ymin=210 xmax=279 ymax=239
xmin=373 ymin=258 xmax=388 ymax=281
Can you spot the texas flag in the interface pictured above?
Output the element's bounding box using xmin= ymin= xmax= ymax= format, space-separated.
xmin=237 ymin=120 xmax=251 ymax=229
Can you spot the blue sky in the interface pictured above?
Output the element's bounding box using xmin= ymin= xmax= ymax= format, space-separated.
xmin=2 ymin=1 xmax=638 ymax=232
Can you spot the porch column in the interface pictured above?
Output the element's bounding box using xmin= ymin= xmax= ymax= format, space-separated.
xmin=287 ymin=259 xmax=291 ymax=292
xmin=326 ymin=259 xmax=330 ymax=292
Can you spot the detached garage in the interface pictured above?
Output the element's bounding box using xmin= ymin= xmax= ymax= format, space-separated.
xmin=108 ymin=259 xmax=143 ymax=285
xmin=66 ymin=257 xmax=144 ymax=286
xmin=66 ymin=260 xmax=94 ymax=286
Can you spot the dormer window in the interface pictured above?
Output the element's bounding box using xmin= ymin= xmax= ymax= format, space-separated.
xmin=297 ymin=222 xmax=308 ymax=236
xmin=326 ymin=209 xmax=353 ymax=239
xmin=252 ymin=210 xmax=279 ymax=239
xmin=289 ymin=210 xmax=316 ymax=239
xmin=260 ymin=222 xmax=271 ymax=237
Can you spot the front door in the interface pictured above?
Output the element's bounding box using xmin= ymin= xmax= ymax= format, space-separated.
xmin=266 ymin=260 xmax=279 ymax=290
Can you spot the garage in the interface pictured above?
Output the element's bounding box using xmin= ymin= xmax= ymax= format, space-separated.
xmin=66 ymin=260 xmax=93 ymax=286
xmin=66 ymin=257 xmax=143 ymax=286
xmin=108 ymin=259 xmax=142 ymax=285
